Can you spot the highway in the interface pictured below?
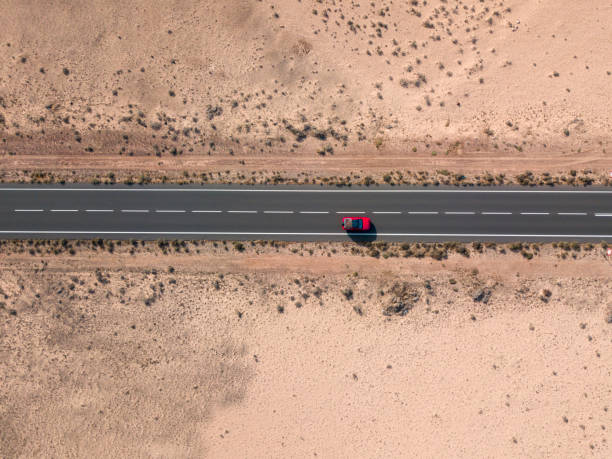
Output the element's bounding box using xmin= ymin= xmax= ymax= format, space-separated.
xmin=1 ymin=185 xmax=612 ymax=241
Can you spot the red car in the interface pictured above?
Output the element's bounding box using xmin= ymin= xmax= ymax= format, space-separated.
xmin=341 ymin=216 xmax=371 ymax=232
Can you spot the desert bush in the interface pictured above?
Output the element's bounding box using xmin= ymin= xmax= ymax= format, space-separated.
xmin=430 ymin=248 xmax=447 ymax=260
xmin=539 ymin=289 xmax=552 ymax=302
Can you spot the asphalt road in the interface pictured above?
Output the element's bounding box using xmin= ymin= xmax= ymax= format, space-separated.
xmin=1 ymin=185 xmax=612 ymax=241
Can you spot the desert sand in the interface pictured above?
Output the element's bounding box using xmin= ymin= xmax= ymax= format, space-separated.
xmin=1 ymin=0 xmax=611 ymax=183
xmin=1 ymin=241 xmax=610 ymax=457
xmin=1 ymin=0 xmax=612 ymax=456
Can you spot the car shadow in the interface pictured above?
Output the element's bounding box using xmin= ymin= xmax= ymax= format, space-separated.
xmin=347 ymin=222 xmax=378 ymax=242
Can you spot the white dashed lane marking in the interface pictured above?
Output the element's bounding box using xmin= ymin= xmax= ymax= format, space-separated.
xmin=9 ymin=209 xmax=601 ymax=216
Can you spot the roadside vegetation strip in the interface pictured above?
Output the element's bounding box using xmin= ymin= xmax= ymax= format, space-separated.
xmin=4 ymin=187 xmax=612 ymax=193
xmin=1 ymin=231 xmax=612 ymax=239
xmin=0 ymin=238 xmax=607 ymax=263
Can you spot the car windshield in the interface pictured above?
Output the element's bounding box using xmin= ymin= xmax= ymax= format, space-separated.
xmin=345 ymin=218 xmax=362 ymax=229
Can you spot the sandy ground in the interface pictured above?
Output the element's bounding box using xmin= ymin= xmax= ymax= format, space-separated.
xmin=1 ymin=0 xmax=611 ymax=182
xmin=1 ymin=243 xmax=610 ymax=457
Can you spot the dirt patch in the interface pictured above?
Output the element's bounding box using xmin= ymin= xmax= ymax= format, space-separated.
xmin=1 ymin=0 xmax=611 ymax=183
xmin=0 ymin=263 xmax=253 ymax=457
xmin=1 ymin=243 xmax=611 ymax=456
